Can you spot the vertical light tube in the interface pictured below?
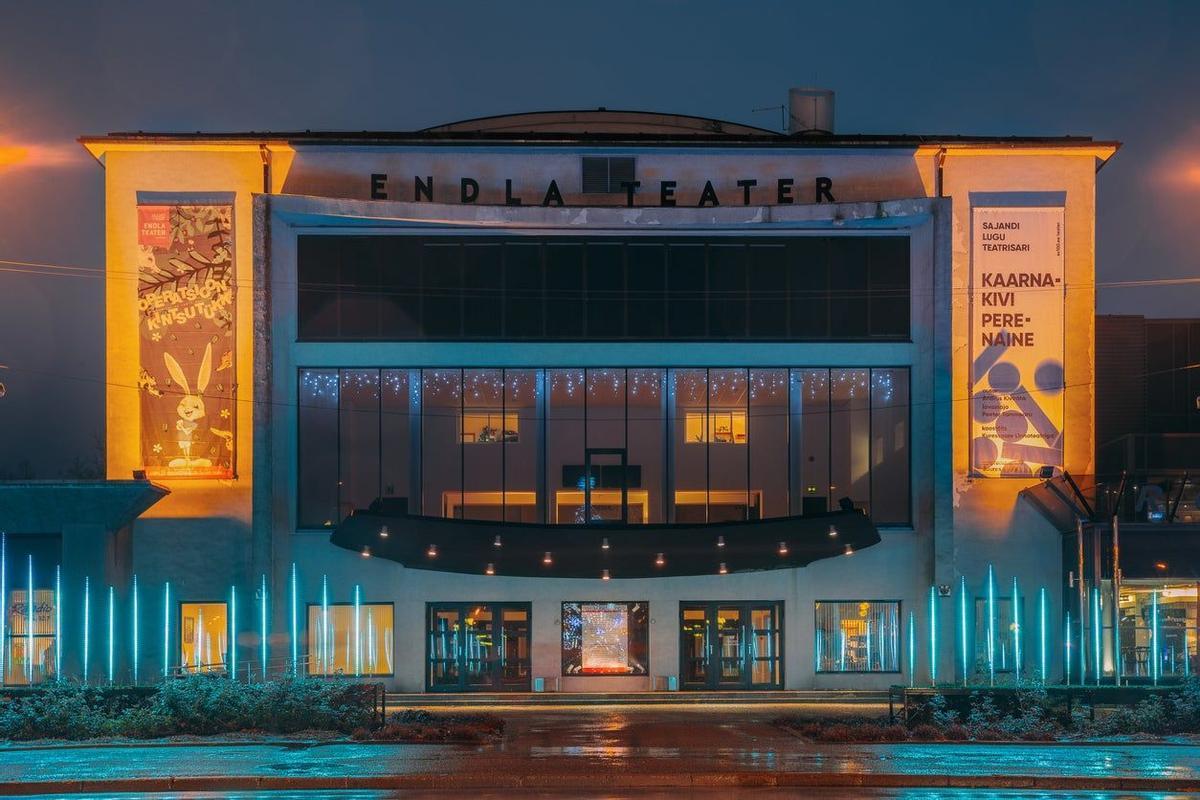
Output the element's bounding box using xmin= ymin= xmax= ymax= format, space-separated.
xmin=321 ymin=575 xmax=330 ymax=676
xmin=1039 ymin=587 xmax=1047 ymax=684
xmin=0 ymin=533 xmax=6 ymax=682
xmin=194 ymin=607 xmax=202 ymax=670
xmin=107 ymin=585 xmax=115 ymax=684
xmin=839 ymin=628 xmax=846 ymax=672
xmin=1152 ymin=590 xmax=1160 ymax=686
xmin=260 ymin=573 xmax=268 ymax=681
xmin=163 ymin=582 xmax=171 ymax=679
xmin=26 ymin=556 xmax=34 ymax=684
xmin=54 ymin=565 xmax=62 ymax=680
xmin=290 ymin=563 xmax=298 ymax=676
xmin=1065 ymin=611 xmax=1072 ymax=686
xmin=928 ymin=585 xmax=937 ymax=686
xmin=131 ymin=574 xmax=139 ymax=684
xmin=986 ymin=565 xmax=995 ymax=687
xmin=959 ymin=575 xmax=968 ymax=686
xmin=82 ymin=576 xmax=90 ymax=685
xmin=354 ymin=584 xmax=362 ymax=677
xmin=1012 ymin=576 xmax=1021 ymax=683
xmin=814 ymin=629 xmax=822 ymax=673
xmin=229 ymin=585 xmax=237 ymax=679
xmin=907 ymin=611 xmax=915 ymax=688
xmin=865 ymin=617 xmax=872 ymax=671
xmin=1092 ymin=587 xmax=1101 ymax=687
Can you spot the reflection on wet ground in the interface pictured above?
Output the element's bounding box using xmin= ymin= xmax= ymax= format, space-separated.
xmin=3 ymin=704 xmax=1200 ymax=787
xmin=15 ymin=791 xmax=1200 ymax=800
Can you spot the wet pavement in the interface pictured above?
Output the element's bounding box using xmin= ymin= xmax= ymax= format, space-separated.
xmin=12 ymin=791 xmax=1200 ymax=799
xmin=2 ymin=703 xmax=1200 ymax=792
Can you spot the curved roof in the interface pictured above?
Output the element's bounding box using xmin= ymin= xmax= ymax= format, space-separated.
xmin=421 ymin=108 xmax=780 ymax=136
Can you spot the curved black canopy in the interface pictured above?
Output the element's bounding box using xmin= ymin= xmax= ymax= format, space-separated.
xmin=330 ymin=509 xmax=880 ymax=578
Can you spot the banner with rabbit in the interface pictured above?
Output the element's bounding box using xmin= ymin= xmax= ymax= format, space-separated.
xmin=136 ymin=203 xmax=236 ymax=478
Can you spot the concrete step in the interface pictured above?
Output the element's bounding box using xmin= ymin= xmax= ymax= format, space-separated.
xmin=387 ymin=689 xmax=889 ymax=706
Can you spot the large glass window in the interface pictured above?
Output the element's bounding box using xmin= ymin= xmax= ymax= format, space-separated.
xmin=562 ymin=601 xmax=649 ymax=676
xmin=180 ymin=601 xmax=228 ymax=673
xmin=340 ymin=370 xmax=380 ymax=521
xmin=1117 ymin=581 xmax=1198 ymax=680
xmin=307 ymin=602 xmax=394 ymax=676
xmin=297 ymin=235 xmax=910 ymax=341
xmin=298 ymin=369 xmax=339 ymax=528
xmin=815 ymin=600 xmax=901 ymax=673
xmin=1 ymin=535 xmax=60 ymax=686
xmin=298 ymin=367 xmax=910 ymax=528
xmin=423 ymin=370 xmax=462 ymax=518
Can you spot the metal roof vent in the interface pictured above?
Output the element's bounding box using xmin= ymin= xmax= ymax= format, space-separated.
xmin=788 ymin=88 xmax=834 ymax=135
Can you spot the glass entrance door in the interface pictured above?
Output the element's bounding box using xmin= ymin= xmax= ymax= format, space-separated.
xmin=679 ymin=602 xmax=783 ymax=690
xmin=426 ymin=602 xmax=531 ymax=691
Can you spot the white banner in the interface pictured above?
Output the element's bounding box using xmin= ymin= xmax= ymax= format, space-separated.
xmin=970 ymin=206 xmax=1065 ymax=477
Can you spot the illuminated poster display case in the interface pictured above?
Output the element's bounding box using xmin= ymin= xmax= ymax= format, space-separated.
xmin=561 ymin=601 xmax=649 ymax=676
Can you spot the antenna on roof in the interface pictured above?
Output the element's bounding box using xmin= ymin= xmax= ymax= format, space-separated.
xmin=751 ymin=104 xmax=786 ymax=132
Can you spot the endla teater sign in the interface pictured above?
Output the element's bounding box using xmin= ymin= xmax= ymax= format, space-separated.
xmin=969 ymin=206 xmax=1065 ymax=478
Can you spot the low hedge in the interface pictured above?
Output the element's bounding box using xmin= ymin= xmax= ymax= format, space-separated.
xmin=0 ymin=676 xmax=381 ymax=740
xmin=777 ymin=679 xmax=1200 ymax=742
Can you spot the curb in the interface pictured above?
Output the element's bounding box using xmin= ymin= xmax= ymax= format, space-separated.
xmin=1 ymin=772 xmax=1198 ymax=794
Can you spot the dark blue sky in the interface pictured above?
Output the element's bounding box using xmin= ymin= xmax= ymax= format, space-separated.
xmin=1 ymin=0 xmax=1198 ymax=476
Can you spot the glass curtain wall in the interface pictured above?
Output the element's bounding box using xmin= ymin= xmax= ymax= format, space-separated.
xmin=299 ymin=367 xmax=911 ymax=528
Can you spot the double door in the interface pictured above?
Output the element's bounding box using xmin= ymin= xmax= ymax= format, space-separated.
xmin=427 ymin=602 xmax=531 ymax=691
xmin=680 ymin=602 xmax=783 ymax=689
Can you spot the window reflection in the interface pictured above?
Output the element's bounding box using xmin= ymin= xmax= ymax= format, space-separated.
xmin=298 ymin=366 xmax=911 ymax=528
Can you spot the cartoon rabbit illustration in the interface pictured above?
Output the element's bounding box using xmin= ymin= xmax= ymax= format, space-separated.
xmin=163 ymin=342 xmax=214 ymax=469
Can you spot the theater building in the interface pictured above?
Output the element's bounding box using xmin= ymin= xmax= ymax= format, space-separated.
xmin=0 ymin=93 xmax=1122 ymax=691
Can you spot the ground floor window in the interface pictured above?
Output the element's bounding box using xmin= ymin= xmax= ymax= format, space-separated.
xmin=426 ymin=602 xmax=531 ymax=691
xmin=1115 ymin=580 xmax=1198 ymax=679
xmin=814 ymin=600 xmax=901 ymax=673
xmin=680 ymin=602 xmax=782 ymax=689
xmin=973 ymin=596 xmax=1020 ymax=675
xmin=2 ymin=534 xmax=61 ymax=685
xmin=307 ymin=602 xmax=394 ymax=676
xmin=180 ymin=602 xmax=228 ymax=673
xmin=562 ymin=601 xmax=649 ymax=676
